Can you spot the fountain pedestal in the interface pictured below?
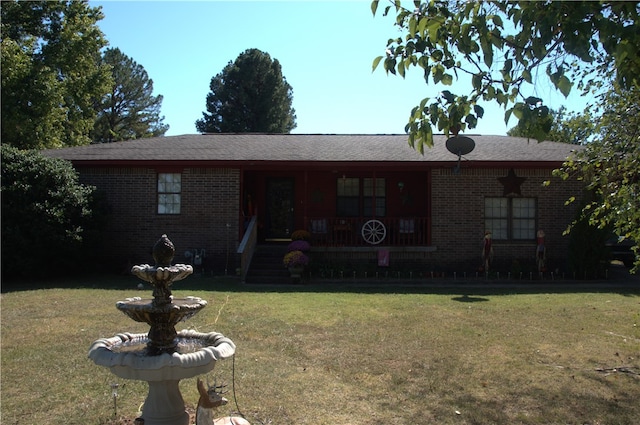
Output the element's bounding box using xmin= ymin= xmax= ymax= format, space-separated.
xmin=88 ymin=235 xmax=236 ymax=425
xmin=144 ymin=380 xmax=189 ymax=425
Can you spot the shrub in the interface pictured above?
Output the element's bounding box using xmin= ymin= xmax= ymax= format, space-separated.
xmin=1 ymin=145 xmax=106 ymax=279
xmin=568 ymin=206 xmax=610 ymax=277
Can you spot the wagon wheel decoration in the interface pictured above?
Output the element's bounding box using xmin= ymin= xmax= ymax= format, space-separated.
xmin=361 ymin=219 xmax=386 ymax=245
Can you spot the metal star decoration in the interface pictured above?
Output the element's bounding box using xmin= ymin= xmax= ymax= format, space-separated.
xmin=498 ymin=168 xmax=526 ymax=196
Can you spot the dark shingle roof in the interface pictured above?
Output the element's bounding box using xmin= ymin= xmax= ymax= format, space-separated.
xmin=43 ymin=133 xmax=581 ymax=164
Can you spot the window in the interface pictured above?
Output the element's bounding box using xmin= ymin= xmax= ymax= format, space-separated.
xmin=512 ymin=198 xmax=536 ymax=239
xmin=336 ymin=178 xmax=359 ymax=216
xmin=336 ymin=177 xmax=386 ymax=217
xmin=485 ymin=198 xmax=508 ymax=239
xmin=363 ymin=178 xmax=386 ymax=216
xmin=157 ymin=173 xmax=181 ymax=214
xmin=484 ymin=197 xmax=536 ymax=240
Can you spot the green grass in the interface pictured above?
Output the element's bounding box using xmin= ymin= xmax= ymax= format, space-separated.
xmin=1 ymin=275 xmax=639 ymax=424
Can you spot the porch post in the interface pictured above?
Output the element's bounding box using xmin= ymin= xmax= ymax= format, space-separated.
xmin=303 ymin=170 xmax=308 ymax=229
xmin=372 ymin=170 xmax=376 ymax=219
xmin=239 ymin=166 xmax=244 ymax=240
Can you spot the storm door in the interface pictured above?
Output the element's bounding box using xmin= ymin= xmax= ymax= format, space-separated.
xmin=265 ymin=178 xmax=295 ymax=240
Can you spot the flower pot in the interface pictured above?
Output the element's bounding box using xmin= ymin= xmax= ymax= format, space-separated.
xmin=288 ymin=266 xmax=304 ymax=283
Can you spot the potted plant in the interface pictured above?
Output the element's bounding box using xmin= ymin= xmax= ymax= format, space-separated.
xmin=283 ymin=250 xmax=309 ymax=282
xmin=284 ymin=230 xmax=311 ymax=282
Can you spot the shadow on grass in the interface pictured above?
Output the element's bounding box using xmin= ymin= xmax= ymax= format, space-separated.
xmin=451 ymin=294 xmax=490 ymax=302
xmin=232 ymin=281 xmax=640 ymax=298
xmin=441 ymin=383 xmax=639 ymax=424
xmin=3 ymin=267 xmax=639 ymax=298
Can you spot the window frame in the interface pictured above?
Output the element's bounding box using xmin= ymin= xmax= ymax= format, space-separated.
xmin=336 ymin=177 xmax=360 ymax=217
xmin=484 ymin=197 xmax=537 ymax=241
xmin=157 ymin=172 xmax=182 ymax=215
xmin=363 ymin=177 xmax=386 ymax=217
xmin=336 ymin=177 xmax=386 ymax=218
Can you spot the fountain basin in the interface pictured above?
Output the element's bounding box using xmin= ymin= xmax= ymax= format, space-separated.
xmin=132 ymin=264 xmax=193 ymax=285
xmin=89 ymin=329 xmax=236 ymax=381
xmin=116 ymin=296 xmax=208 ymax=355
xmin=116 ymin=296 xmax=208 ymax=324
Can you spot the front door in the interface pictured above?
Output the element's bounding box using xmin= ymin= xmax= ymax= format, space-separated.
xmin=265 ymin=178 xmax=295 ymax=240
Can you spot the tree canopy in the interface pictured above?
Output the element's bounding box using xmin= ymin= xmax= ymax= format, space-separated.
xmin=372 ymin=0 xmax=640 ymax=151
xmin=196 ymin=48 xmax=297 ymax=133
xmin=1 ymin=0 xmax=111 ymax=149
xmin=92 ymin=48 xmax=169 ymax=143
xmin=507 ymin=106 xmax=595 ymax=145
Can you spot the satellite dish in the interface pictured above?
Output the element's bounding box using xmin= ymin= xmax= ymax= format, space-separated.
xmin=445 ymin=136 xmax=475 ymax=174
xmin=446 ymin=136 xmax=475 ymax=156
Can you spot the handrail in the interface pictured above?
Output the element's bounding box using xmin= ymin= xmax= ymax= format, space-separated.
xmin=236 ymin=215 xmax=258 ymax=283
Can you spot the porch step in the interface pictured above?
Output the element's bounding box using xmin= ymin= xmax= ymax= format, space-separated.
xmin=245 ymin=244 xmax=291 ymax=284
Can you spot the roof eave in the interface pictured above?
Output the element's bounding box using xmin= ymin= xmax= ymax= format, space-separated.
xmin=69 ymin=159 xmax=565 ymax=169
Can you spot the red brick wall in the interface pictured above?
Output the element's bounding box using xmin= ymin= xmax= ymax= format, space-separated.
xmin=79 ymin=166 xmax=240 ymax=273
xmin=430 ymin=167 xmax=583 ymax=272
xmin=78 ymin=164 xmax=582 ymax=275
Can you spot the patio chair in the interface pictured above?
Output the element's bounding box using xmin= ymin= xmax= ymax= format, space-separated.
xmin=398 ymin=218 xmax=416 ymax=244
xmin=310 ymin=218 xmax=328 ymax=244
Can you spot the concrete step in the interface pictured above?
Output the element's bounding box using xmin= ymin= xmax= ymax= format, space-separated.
xmin=246 ymin=244 xmax=291 ymax=284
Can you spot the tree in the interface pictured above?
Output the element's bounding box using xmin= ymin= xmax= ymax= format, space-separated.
xmin=506 ymin=103 xmax=555 ymax=143
xmin=507 ymin=106 xmax=595 ymax=145
xmin=196 ymin=48 xmax=297 ymax=133
xmin=545 ymin=107 xmax=596 ymax=146
xmin=554 ymin=85 xmax=640 ymax=271
xmin=92 ymin=48 xmax=169 ymax=143
xmin=1 ymin=145 xmax=106 ymax=279
xmin=372 ymin=1 xmax=640 ymax=151
xmin=1 ymin=1 xmax=112 ymax=149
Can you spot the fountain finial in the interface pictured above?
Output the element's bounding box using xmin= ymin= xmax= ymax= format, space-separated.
xmin=153 ymin=234 xmax=175 ymax=266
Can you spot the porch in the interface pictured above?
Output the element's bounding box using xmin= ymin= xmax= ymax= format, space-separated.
xmin=237 ymin=216 xmax=437 ymax=283
xmin=242 ymin=168 xmax=432 ymax=245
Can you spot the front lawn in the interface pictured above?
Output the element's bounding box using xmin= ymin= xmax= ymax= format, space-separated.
xmin=1 ymin=275 xmax=639 ymax=424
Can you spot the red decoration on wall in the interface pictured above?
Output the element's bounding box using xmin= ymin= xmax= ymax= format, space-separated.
xmin=498 ymin=168 xmax=526 ymax=196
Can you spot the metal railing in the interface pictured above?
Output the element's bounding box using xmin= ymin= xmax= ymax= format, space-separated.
xmin=237 ymin=215 xmax=258 ymax=282
xmin=307 ymin=217 xmax=430 ymax=247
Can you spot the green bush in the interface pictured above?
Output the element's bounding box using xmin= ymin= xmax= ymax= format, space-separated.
xmin=1 ymin=145 xmax=106 ymax=279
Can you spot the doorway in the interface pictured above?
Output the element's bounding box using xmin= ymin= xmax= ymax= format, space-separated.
xmin=265 ymin=178 xmax=295 ymax=240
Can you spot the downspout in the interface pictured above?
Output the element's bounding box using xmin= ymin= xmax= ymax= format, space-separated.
xmin=427 ymin=169 xmax=432 ymax=245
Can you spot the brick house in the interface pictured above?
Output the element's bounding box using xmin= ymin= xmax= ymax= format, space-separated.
xmin=45 ymin=134 xmax=583 ymax=280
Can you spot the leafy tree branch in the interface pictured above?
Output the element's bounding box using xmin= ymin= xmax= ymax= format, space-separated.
xmin=371 ymin=0 xmax=639 ymax=151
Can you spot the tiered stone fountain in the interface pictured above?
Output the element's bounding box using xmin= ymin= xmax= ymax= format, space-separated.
xmin=89 ymin=235 xmax=236 ymax=425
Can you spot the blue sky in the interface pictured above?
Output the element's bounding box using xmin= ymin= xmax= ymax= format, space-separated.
xmin=92 ymin=1 xmax=590 ymax=137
